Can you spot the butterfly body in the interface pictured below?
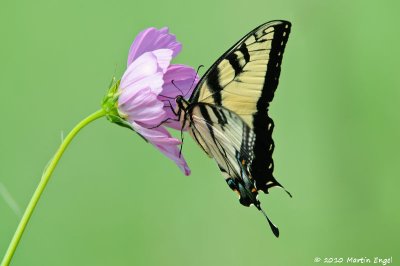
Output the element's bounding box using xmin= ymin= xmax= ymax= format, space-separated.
xmin=175 ymin=20 xmax=291 ymax=237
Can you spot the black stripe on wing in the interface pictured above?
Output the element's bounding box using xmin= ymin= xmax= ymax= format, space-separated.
xmin=206 ymin=68 xmax=223 ymax=105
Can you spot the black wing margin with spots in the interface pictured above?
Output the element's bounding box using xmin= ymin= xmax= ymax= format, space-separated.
xmin=250 ymin=22 xmax=291 ymax=194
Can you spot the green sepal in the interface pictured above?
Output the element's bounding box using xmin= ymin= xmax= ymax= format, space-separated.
xmin=102 ymin=78 xmax=120 ymax=113
xmin=106 ymin=114 xmax=132 ymax=130
xmin=102 ymin=79 xmax=127 ymax=126
xmin=107 ymin=114 xmax=149 ymax=143
xmin=101 ymin=79 xmax=148 ymax=143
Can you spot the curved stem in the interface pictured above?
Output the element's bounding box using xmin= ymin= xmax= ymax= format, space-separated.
xmin=1 ymin=109 xmax=106 ymax=266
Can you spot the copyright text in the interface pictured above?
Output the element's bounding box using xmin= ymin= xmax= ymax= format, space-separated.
xmin=313 ymin=257 xmax=392 ymax=265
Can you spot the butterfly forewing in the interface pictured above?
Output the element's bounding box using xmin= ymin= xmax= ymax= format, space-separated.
xmin=190 ymin=20 xmax=291 ymax=129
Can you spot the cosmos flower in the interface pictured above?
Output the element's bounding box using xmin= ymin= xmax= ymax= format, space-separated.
xmin=110 ymin=27 xmax=199 ymax=175
xmin=3 ymin=26 xmax=201 ymax=265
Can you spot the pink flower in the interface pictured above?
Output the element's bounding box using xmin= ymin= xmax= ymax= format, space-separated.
xmin=117 ymin=27 xmax=198 ymax=175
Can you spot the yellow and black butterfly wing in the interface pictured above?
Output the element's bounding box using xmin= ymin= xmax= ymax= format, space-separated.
xmin=188 ymin=103 xmax=256 ymax=205
xmin=190 ymin=20 xmax=290 ymax=126
xmin=190 ymin=20 xmax=291 ymax=194
xmin=186 ymin=103 xmax=280 ymax=236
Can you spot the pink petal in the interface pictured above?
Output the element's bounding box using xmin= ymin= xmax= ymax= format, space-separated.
xmin=163 ymin=64 xmax=200 ymax=86
xmin=154 ymin=141 xmax=191 ymax=176
xmin=127 ymin=27 xmax=182 ymax=66
xmin=119 ymin=87 xmax=166 ymax=127
xmin=132 ymin=121 xmax=179 ymax=144
xmin=120 ymin=52 xmax=164 ymax=94
xmin=120 ymin=72 xmax=165 ymax=104
xmin=131 ymin=122 xmax=191 ymax=175
xmin=158 ymin=64 xmax=200 ymax=130
xmin=120 ymin=50 xmax=173 ymax=99
xmin=151 ymin=49 xmax=173 ymax=73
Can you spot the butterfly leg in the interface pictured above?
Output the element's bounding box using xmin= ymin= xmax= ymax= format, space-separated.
xmin=179 ymin=114 xmax=188 ymax=157
xmin=162 ymin=100 xmax=179 ymax=116
xmin=145 ymin=101 xmax=183 ymax=129
xmin=145 ymin=117 xmax=180 ymax=129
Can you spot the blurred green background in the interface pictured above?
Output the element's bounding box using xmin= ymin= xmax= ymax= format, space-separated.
xmin=1 ymin=0 xmax=399 ymax=265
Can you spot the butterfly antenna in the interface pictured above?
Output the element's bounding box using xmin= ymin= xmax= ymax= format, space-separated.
xmin=185 ymin=65 xmax=204 ymax=98
xmin=257 ymin=205 xmax=280 ymax=238
xmin=171 ymin=80 xmax=185 ymax=96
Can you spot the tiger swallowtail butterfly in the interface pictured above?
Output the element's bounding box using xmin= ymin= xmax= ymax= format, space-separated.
xmin=174 ymin=20 xmax=292 ymax=237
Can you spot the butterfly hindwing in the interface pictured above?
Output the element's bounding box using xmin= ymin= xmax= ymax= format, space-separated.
xmin=187 ymin=103 xmax=260 ymax=207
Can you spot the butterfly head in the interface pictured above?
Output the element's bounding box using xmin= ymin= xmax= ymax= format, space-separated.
xmin=175 ymin=95 xmax=189 ymax=111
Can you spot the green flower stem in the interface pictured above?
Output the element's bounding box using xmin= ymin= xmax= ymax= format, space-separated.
xmin=1 ymin=109 xmax=106 ymax=266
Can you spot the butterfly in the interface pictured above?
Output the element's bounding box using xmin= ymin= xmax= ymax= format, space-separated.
xmin=175 ymin=20 xmax=291 ymax=237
